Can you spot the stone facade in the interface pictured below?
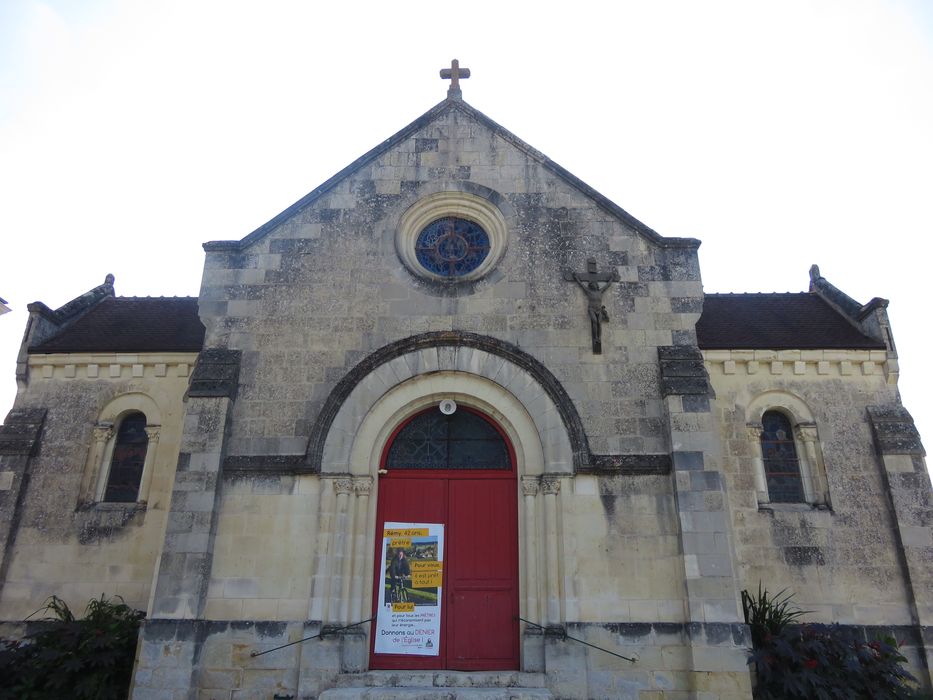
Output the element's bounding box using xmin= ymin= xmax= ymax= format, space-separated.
xmin=1 ymin=94 xmax=930 ymax=699
xmin=0 ymin=351 xmax=194 ymax=617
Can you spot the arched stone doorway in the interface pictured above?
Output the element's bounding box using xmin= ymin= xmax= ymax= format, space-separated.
xmin=309 ymin=344 xmax=576 ymax=673
xmin=369 ymin=405 xmax=519 ymax=670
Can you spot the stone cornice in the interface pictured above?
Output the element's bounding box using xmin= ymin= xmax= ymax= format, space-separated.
xmin=27 ymin=352 xmax=196 ymax=381
xmin=702 ymin=348 xmax=896 ymax=383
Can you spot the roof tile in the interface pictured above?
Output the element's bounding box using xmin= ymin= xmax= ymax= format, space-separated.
xmin=696 ymin=293 xmax=884 ymax=350
xmin=30 ymin=297 xmax=205 ymax=354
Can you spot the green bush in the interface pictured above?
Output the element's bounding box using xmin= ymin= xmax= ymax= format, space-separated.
xmin=0 ymin=595 xmax=144 ymax=700
xmin=742 ymin=586 xmax=919 ymax=699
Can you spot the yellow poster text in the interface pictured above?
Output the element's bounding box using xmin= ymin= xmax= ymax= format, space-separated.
xmin=410 ymin=561 xmax=441 ymax=572
xmin=411 ymin=570 xmax=443 ymax=588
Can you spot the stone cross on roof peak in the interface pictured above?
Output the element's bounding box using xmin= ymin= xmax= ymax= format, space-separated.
xmin=440 ymin=59 xmax=470 ymax=100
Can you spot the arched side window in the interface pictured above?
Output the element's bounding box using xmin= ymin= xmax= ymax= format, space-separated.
xmin=385 ymin=407 xmax=512 ymax=470
xmin=760 ymin=411 xmax=804 ymax=503
xmin=78 ymin=393 xmax=162 ymax=507
xmin=746 ymin=392 xmax=830 ymax=508
xmin=103 ymin=411 xmax=149 ymax=502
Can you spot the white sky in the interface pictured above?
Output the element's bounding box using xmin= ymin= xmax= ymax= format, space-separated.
xmin=1 ymin=0 xmax=930 ymax=453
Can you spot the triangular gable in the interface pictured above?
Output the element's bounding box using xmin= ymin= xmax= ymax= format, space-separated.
xmin=203 ymin=98 xmax=699 ymax=252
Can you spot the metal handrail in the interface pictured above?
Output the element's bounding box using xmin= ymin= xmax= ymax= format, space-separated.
xmin=250 ymin=614 xmax=636 ymax=663
xmin=518 ymin=617 xmax=637 ymax=663
xmin=250 ymin=617 xmax=374 ymax=658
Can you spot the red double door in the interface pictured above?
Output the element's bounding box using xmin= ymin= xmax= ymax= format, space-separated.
xmin=370 ymin=468 xmax=519 ymax=670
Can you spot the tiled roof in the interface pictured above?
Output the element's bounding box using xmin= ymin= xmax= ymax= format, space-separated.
xmin=697 ymin=293 xmax=885 ymax=350
xmin=28 ymin=292 xmax=884 ymax=355
xmin=30 ymin=297 xmax=205 ymax=354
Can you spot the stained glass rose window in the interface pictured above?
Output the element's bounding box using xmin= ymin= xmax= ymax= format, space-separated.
xmin=415 ymin=217 xmax=490 ymax=277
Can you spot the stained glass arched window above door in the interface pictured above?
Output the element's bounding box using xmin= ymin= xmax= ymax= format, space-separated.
xmin=385 ymin=407 xmax=511 ymax=470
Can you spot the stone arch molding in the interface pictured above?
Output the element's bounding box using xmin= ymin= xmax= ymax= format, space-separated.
xmin=319 ymin=344 xmax=574 ymax=476
xmin=80 ymin=391 xmax=162 ymax=504
xmin=98 ymin=391 xmax=163 ymax=426
xmin=744 ymin=389 xmax=829 ymax=506
xmin=395 ymin=190 xmax=510 ymax=283
xmin=746 ymin=389 xmax=816 ymax=426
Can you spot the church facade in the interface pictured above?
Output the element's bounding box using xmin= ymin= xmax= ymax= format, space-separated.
xmin=0 ymin=71 xmax=930 ymax=699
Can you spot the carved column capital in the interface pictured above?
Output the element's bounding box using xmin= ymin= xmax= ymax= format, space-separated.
xmin=745 ymin=422 xmax=763 ymax=441
xmin=144 ymin=425 xmax=161 ymax=443
xmin=540 ymin=476 xmax=561 ymax=495
xmin=333 ymin=477 xmax=354 ymax=495
xmin=92 ymin=423 xmax=114 ymax=444
xmin=352 ymin=476 xmax=373 ymax=495
xmin=521 ymin=477 xmax=540 ymax=497
xmin=795 ymin=422 xmax=819 ymax=442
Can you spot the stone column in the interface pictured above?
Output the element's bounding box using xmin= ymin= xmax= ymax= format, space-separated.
xmin=304 ymin=474 xmax=371 ymax=680
xmin=541 ymin=475 xmax=562 ymax=628
xmin=81 ymin=423 xmax=113 ymax=502
xmin=795 ymin=422 xmax=828 ymax=505
xmin=138 ymin=425 xmax=161 ymax=503
xmin=867 ymin=405 xmax=933 ymax=686
xmin=745 ymin=422 xmax=767 ymax=504
xmin=521 ymin=476 xmax=541 ymax=621
xmin=334 ymin=477 xmax=355 ymax=625
xmin=658 ymin=345 xmax=752 ymax=697
xmin=349 ymin=476 xmax=373 ymax=623
xmin=521 ymin=476 xmax=545 ymax=672
xmin=0 ymin=408 xmax=46 ymax=602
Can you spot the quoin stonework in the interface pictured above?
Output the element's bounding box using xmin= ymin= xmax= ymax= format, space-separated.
xmin=1 ymin=63 xmax=930 ymax=700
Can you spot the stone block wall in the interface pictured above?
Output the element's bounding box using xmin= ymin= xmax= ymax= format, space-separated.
xmin=131 ymin=619 xmax=319 ymax=700
xmin=205 ymin=474 xmax=320 ymax=621
xmin=0 ymin=351 xmax=195 ymax=618
xmin=562 ymin=474 xmax=683 ymax=624
xmin=199 ymin=104 xmax=703 ymax=466
xmin=706 ymin=349 xmax=912 ymax=623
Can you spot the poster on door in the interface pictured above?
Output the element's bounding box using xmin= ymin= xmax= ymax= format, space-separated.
xmin=374 ymin=521 xmax=444 ymax=655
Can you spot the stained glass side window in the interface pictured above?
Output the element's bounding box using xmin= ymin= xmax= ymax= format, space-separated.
xmin=760 ymin=410 xmax=804 ymax=503
xmin=415 ymin=217 xmax=490 ymax=277
xmin=104 ymin=412 xmax=148 ymax=502
xmin=386 ymin=408 xmax=510 ymax=470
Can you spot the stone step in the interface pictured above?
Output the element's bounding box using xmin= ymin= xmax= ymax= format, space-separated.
xmin=335 ymin=671 xmax=547 ymax=689
xmin=320 ymin=671 xmax=554 ymax=699
xmin=319 ymin=689 xmax=553 ymax=700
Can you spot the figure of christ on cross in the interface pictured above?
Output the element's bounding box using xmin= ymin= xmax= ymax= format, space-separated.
xmin=563 ymin=258 xmax=620 ymax=354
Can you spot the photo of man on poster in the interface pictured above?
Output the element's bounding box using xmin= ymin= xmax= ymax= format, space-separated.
xmin=387 ymin=547 xmax=411 ymax=604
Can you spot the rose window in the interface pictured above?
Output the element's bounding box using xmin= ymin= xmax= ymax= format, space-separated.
xmin=415 ymin=217 xmax=491 ymax=278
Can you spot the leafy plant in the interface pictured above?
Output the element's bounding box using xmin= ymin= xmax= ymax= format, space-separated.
xmin=741 ymin=583 xmax=811 ymax=648
xmin=0 ymin=595 xmax=144 ymax=700
xmin=742 ymin=585 xmax=920 ymax=699
xmin=749 ymin=623 xmax=917 ymax=699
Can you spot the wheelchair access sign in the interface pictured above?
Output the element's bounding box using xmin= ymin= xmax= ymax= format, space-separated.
xmin=374 ymin=522 xmax=444 ymax=655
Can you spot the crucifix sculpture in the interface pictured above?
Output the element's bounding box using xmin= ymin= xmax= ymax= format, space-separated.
xmin=440 ymin=59 xmax=470 ymax=100
xmin=563 ymin=258 xmax=620 ymax=354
